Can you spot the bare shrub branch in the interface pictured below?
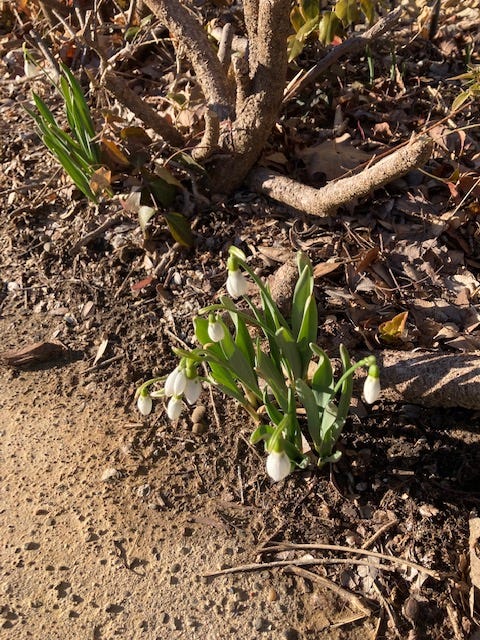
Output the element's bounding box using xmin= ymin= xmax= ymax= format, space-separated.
xmin=247 ymin=137 xmax=433 ymax=217
xmin=103 ymin=71 xmax=185 ymax=148
xmin=143 ymin=0 xmax=232 ymax=116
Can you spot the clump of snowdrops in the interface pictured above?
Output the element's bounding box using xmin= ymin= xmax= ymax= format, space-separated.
xmin=136 ymin=248 xmax=380 ymax=482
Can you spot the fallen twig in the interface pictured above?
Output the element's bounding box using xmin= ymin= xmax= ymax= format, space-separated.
xmin=257 ymin=542 xmax=442 ymax=579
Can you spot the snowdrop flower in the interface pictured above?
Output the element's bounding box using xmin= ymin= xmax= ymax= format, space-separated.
xmin=184 ymin=377 xmax=202 ymax=404
xmin=167 ymin=395 xmax=185 ymax=420
xmin=207 ymin=316 xmax=225 ymax=342
xmin=226 ymin=255 xmax=248 ymax=298
xmin=164 ymin=366 xmax=187 ymax=397
xmin=137 ymin=391 xmax=153 ymax=416
xmin=266 ymin=449 xmax=291 ymax=482
xmin=363 ymin=364 xmax=381 ymax=404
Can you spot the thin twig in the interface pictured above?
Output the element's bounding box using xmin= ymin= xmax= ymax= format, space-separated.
xmin=286 ymin=565 xmax=373 ymax=616
xmin=258 ymin=543 xmax=442 ymax=579
xmin=70 ymin=213 xmax=125 ymax=254
xmin=283 ymin=6 xmax=404 ymax=102
xmin=205 ymin=557 xmax=412 ymax=578
xmin=362 ymin=519 xmax=399 ymax=550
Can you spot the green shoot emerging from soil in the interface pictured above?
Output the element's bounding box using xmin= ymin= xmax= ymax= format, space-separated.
xmin=137 ymin=248 xmax=380 ymax=481
xmin=24 ymin=59 xmax=102 ymax=202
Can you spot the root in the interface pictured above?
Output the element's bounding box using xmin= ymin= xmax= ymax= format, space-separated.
xmin=376 ymin=350 xmax=480 ymax=410
xmin=247 ymin=137 xmax=433 ymax=217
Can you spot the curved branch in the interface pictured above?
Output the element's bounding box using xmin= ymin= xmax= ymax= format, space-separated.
xmin=144 ymin=0 xmax=233 ymax=116
xmin=247 ymin=137 xmax=433 ymax=217
xmin=103 ymin=71 xmax=185 ymax=148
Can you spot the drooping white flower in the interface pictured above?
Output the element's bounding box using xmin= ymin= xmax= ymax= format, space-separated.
xmin=226 ymin=269 xmax=248 ymax=298
xmin=363 ymin=364 xmax=381 ymax=404
xmin=137 ymin=392 xmax=153 ymax=416
xmin=164 ymin=366 xmax=187 ymax=397
xmin=184 ymin=377 xmax=202 ymax=404
xmin=266 ymin=450 xmax=291 ymax=482
xmin=207 ymin=318 xmax=225 ymax=343
xmin=167 ymin=395 xmax=185 ymax=421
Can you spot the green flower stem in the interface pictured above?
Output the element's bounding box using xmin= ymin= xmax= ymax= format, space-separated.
xmin=332 ymin=356 xmax=376 ymax=396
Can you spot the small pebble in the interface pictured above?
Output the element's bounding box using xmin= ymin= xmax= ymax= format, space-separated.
xmin=24 ymin=541 xmax=39 ymax=551
xmin=283 ymin=629 xmax=300 ymax=640
xmin=253 ymin=617 xmax=264 ymax=631
xmin=192 ymin=421 xmax=207 ymax=435
xmin=191 ymin=405 xmax=206 ymax=423
xmin=267 ymin=587 xmax=278 ymax=602
xmin=101 ymin=467 xmax=120 ymax=482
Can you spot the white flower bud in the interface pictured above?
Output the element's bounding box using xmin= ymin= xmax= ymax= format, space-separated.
xmin=208 ymin=319 xmax=225 ymax=342
xmin=363 ymin=365 xmax=381 ymax=404
xmin=226 ymin=269 xmax=248 ymax=298
xmin=184 ymin=377 xmax=202 ymax=404
xmin=137 ymin=392 xmax=152 ymax=416
xmin=266 ymin=450 xmax=291 ymax=482
xmin=167 ymin=396 xmax=185 ymax=421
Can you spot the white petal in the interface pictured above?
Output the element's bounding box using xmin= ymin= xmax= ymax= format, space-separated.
xmin=184 ymin=378 xmax=202 ymax=404
xmin=226 ymin=270 xmax=248 ymax=298
xmin=164 ymin=367 xmax=180 ymax=397
xmin=207 ymin=321 xmax=225 ymax=342
xmin=266 ymin=450 xmax=291 ymax=482
xmin=167 ymin=396 xmax=185 ymax=420
xmin=137 ymin=393 xmax=153 ymax=416
xmin=173 ymin=369 xmax=187 ymax=395
xmin=363 ymin=376 xmax=381 ymax=404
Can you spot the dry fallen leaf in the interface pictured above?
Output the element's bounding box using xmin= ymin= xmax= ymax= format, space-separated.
xmin=298 ymin=133 xmax=372 ymax=180
xmin=0 ymin=341 xmax=68 ymax=368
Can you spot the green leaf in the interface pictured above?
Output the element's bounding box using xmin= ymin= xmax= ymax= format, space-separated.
xmin=164 ymin=211 xmax=194 ymax=247
xmin=274 ymin=327 xmax=302 ymax=381
xmin=337 ymin=344 xmax=353 ymax=423
xmin=318 ymin=401 xmax=339 ymax=458
xmin=262 ymin=389 xmax=284 ymax=426
xmin=231 ymin=310 xmax=256 ymax=370
xmin=290 ymin=5 xmax=305 ymax=32
xmin=255 ymin=348 xmax=288 ymax=412
xmin=195 ymin=317 xmax=260 ymax=400
xmin=296 ymin=294 xmax=318 ymax=376
xmin=317 ymin=450 xmax=342 ymax=468
xmin=31 ymin=93 xmax=57 ymax=126
xmin=299 ymin=0 xmax=320 ymax=21
xmin=318 ymin=12 xmax=341 ymax=44
xmin=288 ymin=34 xmax=306 ymax=62
xmin=360 ymin=0 xmax=375 ymax=23
xmin=295 ymin=378 xmax=321 ymax=447
xmin=310 ymin=344 xmax=334 ymax=408
xmin=250 ymin=423 xmax=275 ymax=444
xmin=292 ymin=259 xmax=313 ymax=337
xmin=334 ymin=0 xmax=360 ymax=25
xmin=143 ymin=169 xmax=177 ymax=207
xmin=452 ymin=90 xmax=472 ymax=112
